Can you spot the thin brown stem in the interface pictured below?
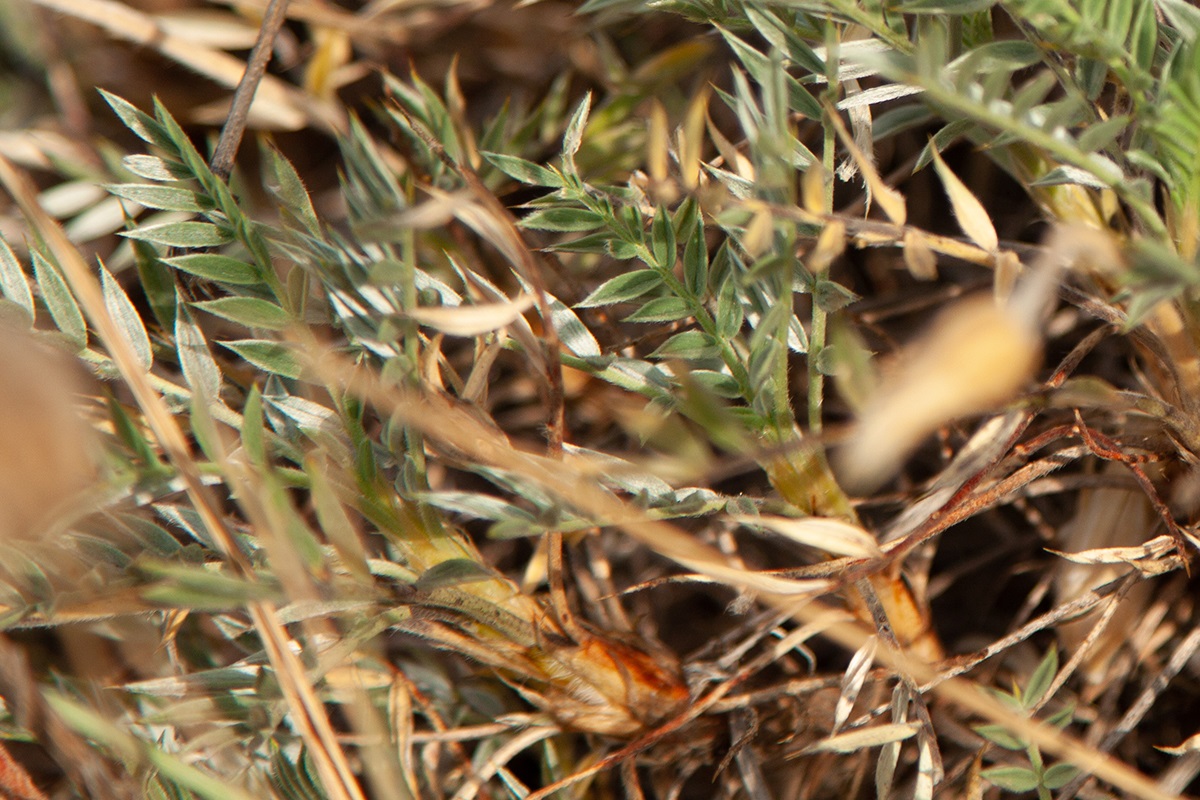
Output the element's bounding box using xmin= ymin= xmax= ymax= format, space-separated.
xmin=210 ymin=0 xmax=291 ymax=180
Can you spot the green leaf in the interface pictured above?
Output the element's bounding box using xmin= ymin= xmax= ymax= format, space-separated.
xmin=716 ymin=279 xmax=744 ymax=338
xmin=1076 ymin=115 xmax=1132 ymax=152
xmin=743 ymin=6 xmax=825 ymax=76
xmin=121 ymin=155 xmax=190 ymax=182
xmin=577 ymin=269 xmax=663 ymax=307
xmin=609 ymin=238 xmax=640 ymax=260
xmin=0 ymin=236 xmax=34 ymax=323
xmin=416 ymin=491 xmax=536 ymax=521
xmin=264 ymin=472 xmax=325 ymax=570
xmin=1029 ymin=165 xmax=1109 ymax=188
xmin=156 ymin=504 xmax=219 ymax=550
xmin=549 ymin=231 xmax=612 ymax=254
xmin=220 ymin=339 xmax=302 ymax=379
xmin=562 ymin=92 xmax=592 ymax=176
xmin=651 ymin=207 xmax=676 ymax=270
xmin=99 ymin=90 xmax=174 ymax=151
xmin=483 ymin=152 xmax=564 ymax=187
xmin=175 ymin=298 xmax=222 ymax=400
xmin=900 ymin=0 xmax=997 ymax=12
xmin=874 ymin=105 xmax=937 ymax=142
xmin=1159 ymin=0 xmax=1200 ymax=38
xmin=690 ymin=369 xmax=742 ymax=398
xmin=1042 ymin=762 xmax=1080 ymax=789
xmin=133 ymin=238 xmax=177 ymax=330
xmin=271 ymin=395 xmax=339 ymax=433
xmin=987 ymin=685 xmax=1030 ymax=713
xmin=915 ymin=120 xmax=974 ymax=172
xmin=1024 ymin=645 xmax=1059 ymax=708
xmin=622 ymin=296 xmax=692 ymax=322
xmin=189 ymin=390 xmax=221 ymax=463
xmin=948 ymin=40 xmax=1042 ymax=74
xmin=31 ymin=251 xmax=86 ymax=349
xmin=267 ymin=745 xmax=327 ymax=800
xmin=651 ymin=330 xmax=719 ymax=359
xmin=1046 ymin=702 xmax=1075 ymax=729
xmin=682 ymin=217 xmax=709 ymax=299
xmin=101 ymin=260 xmax=153 ymax=372
xmin=164 ymin=254 xmax=261 ymax=286
xmin=973 ymin=723 xmax=1027 ymax=751
xmin=104 ymin=183 xmax=206 ymax=212
xmin=122 ymin=222 xmax=233 ymax=249
xmin=1130 ymin=0 xmax=1159 ymax=75
xmin=140 ymin=562 xmax=279 ymax=606
xmin=1077 ymin=57 xmax=1108 ymax=101
xmin=46 ymin=691 xmax=259 ymax=800
xmin=513 ymin=274 xmax=602 ymax=357
xmin=119 ymin=514 xmax=182 ymax=556
xmin=242 ymin=384 xmax=266 ymax=465
xmin=151 ymin=97 xmax=222 ymax=197
xmin=264 ymin=145 xmax=321 ymax=238
xmin=193 ymin=297 xmax=292 ymax=330
xmin=981 ymin=766 xmax=1040 ymax=793
xmin=414 ymin=559 xmax=497 ymax=591
xmin=814 ymin=280 xmax=859 ymax=313
xmin=520 ymin=207 xmax=604 ymax=232
xmin=109 ymin=394 xmax=168 ymax=474
xmin=719 ymin=28 xmax=822 ymax=120
xmin=147 ymin=776 xmax=195 ymax=800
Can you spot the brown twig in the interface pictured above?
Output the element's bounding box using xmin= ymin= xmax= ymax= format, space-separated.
xmin=1072 ymin=408 xmax=1193 ymax=567
xmin=210 ymin=0 xmax=291 ymax=180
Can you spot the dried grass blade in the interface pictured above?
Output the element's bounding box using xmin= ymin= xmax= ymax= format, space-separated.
xmin=802 ymin=722 xmax=920 ymax=755
xmin=740 ymin=515 xmax=882 ymax=559
xmin=833 ymin=636 xmax=877 ymax=733
xmin=824 ymin=101 xmax=905 ymax=225
xmin=1050 ymin=533 xmax=1180 ymax=576
xmin=30 ymin=0 xmax=344 ymax=134
xmin=407 ymin=293 xmax=536 ymax=337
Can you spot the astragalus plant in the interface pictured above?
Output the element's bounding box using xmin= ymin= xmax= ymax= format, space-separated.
xmin=2 ymin=0 xmax=1200 ymax=798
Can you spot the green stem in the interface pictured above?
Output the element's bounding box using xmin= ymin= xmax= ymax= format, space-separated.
xmin=634 ymin=242 xmax=755 ymax=397
xmin=398 ymin=222 xmax=429 ymax=488
xmin=809 ymin=46 xmax=839 ymax=434
xmin=1028 ymin=745 xmax=1052 ymax=800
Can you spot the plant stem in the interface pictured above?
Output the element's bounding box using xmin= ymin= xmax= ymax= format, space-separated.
xmin=808 ymin=26 xmax=840 ymax=435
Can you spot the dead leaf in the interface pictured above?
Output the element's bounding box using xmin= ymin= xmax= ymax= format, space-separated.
xmin=903 ymin=229 xmax=938 ymax=280
xmin=740 ymin=515 xmax=881 ymax=559
xmin=826 ymin=104 xmax=906 ymax=225
xmin=931 ymin=147 xmax=998 ymax=253
xmin=802 ymin=722 xmax=921 ymax=755
xmin=407 ymin=294 xmax=536 ymax=337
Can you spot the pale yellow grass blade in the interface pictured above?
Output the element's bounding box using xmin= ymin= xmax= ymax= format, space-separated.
xmin=31 ymin=0 xmax=345 ymax=134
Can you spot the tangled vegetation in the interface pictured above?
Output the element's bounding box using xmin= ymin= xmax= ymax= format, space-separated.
xmin=1 ymin=0 xmax=1200 ymax=798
